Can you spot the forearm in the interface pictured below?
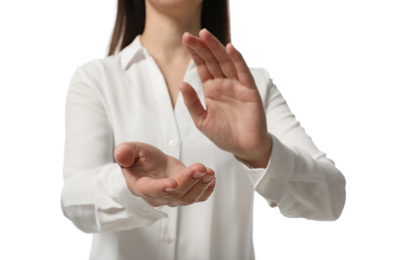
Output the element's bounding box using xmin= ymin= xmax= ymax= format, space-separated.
xmin=250 ymin=135 xmax=346 ymax=220
xmin=247 ymin=68 xmax=346 ymax=220
xmin=61 ymin=163 xmax=167 ymax=233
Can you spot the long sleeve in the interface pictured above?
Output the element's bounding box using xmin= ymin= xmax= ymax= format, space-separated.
xmin=61 ymin=66 xmax=167 ymax=233
xmin=60 ymin=37 xmax=346 ymax=258
xmin=247 ymin=69 xmax=346 ymax=221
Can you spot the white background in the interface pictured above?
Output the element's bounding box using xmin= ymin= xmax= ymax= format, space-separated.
xmin=0 ymin=0 xmax=396 ymax=259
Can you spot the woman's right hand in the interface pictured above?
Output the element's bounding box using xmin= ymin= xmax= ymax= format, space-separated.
xmin=114 ymin=142 xmax=216 ymax=207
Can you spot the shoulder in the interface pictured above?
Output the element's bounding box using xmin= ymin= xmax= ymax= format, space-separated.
xmin=69 ymin=54 xmax=127 ymax=97
xmin=74 ymin=55 xmax=123 ymax=81
xmin=67 ymin=55 xmax=126 ymax=102
xmin=250 ymin=67 xmax=271 ymax=85
xmin=72 ymin=36 xmax=143 ymax=84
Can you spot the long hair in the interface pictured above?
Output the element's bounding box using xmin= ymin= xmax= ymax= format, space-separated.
xmin=108 ymin=0 xmax=231 ymax=56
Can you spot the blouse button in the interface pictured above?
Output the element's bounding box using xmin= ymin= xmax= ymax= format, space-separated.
xmin=163 ymin=233 xmax=173 ymax=244
xmin=168 ymin=139 xmax=179 ymax=148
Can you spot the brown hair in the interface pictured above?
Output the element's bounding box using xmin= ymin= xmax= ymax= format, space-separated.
xmin=108 ymin=0 xmax=231 ymax=56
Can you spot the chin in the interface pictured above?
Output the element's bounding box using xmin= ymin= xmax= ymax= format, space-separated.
xmin=147 ymin=0 xmax=203 ymax=9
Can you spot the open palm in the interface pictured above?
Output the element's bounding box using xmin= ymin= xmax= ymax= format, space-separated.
xmin=180 ymin=29 xmax=272 ymax=167
xmin=114 ymin=142 xmax=216 ymax=207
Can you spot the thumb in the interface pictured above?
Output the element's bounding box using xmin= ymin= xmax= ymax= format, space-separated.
xmin=114 ymin=142 xmax=138 ymax=167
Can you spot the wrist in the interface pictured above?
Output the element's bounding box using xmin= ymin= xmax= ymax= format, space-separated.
xmin=235 ymin=134 xmax=273 ymax=169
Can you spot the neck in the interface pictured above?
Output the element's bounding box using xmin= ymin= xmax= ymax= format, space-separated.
xmin=141 ymin=1 xmax=202 ymax=64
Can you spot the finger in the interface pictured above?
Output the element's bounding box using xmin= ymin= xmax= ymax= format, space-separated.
xmin=197 ymin=176 xmax=216 ymax=202
xmin=179 ymin=81 xmax=207 ymax=128
xmin=183 ymin=42 xmax=213 ymax=83
xmin=168 ymin=163 xmax=208 ymax=196
xmin=181 ymin=167 xmax=215 ymax=203
xmin=114 ymin=142 xmax=138 ymax=167
xmin=226 ymin=43 xmax=256 ymax=87
xmin=183 ymin=32 xmax=225 ymax=79
xmin=199 ymin=29 xmax=238 ymax=79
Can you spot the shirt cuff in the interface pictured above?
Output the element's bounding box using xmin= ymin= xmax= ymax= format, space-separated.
xmin=96 ymin=164 xmax=168 ymax=231
xmin=243 ymin=134 xmax=295 ymax=206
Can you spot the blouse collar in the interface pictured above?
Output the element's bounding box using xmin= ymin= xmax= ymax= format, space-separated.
xmin=119 ymin=35 xmax=196 ymax=74
xmin=120 ymin=35 xmax=145 ymax=70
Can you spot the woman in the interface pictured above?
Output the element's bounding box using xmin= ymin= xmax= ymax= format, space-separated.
xmin=61 ymin=0 xmax=346 ymax=259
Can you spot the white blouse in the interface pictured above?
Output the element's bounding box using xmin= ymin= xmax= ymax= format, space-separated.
xmin=61 ymin=36 xmax=346 ymax=260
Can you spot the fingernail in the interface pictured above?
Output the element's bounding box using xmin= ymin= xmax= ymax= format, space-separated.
xmin=117 ymin=161 xmax=127 ymax=167
xmin=209 ymin=177 xmax=216 ymax=186
xmin=164 ymin=187 xmax=175 ymax=192
xmin=192 ymin=172 xmax=206 ymax=179
xmin=202 ymin=175 xmax=214 ymax=183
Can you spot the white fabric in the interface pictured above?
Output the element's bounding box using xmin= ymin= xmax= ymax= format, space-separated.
xmin=61 ymin=36 xmax=346 ymax=260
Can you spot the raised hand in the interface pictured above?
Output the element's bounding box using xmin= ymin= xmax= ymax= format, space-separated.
xmin=180 ymin=29 xmax=272 ymax=168
xmin=114 ymin=142 xmax=216 ymax=207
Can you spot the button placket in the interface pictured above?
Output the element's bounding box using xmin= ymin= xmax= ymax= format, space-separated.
xmin=145 ymin=53 xmax=181 ymax=159
xmin=158 ymin=207 xmax=178 ymax=260
xmin=145 ymin=53 xmax=180 ymax=260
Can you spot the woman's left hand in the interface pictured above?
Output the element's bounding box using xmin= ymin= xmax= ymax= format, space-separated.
xmin=180 ymin=29 xmax=272 ymax=168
